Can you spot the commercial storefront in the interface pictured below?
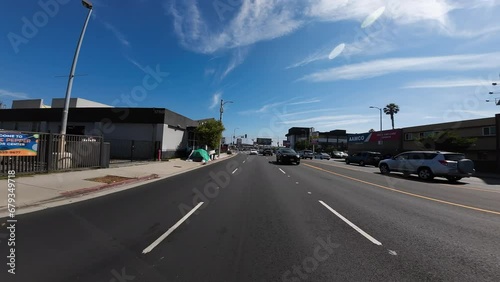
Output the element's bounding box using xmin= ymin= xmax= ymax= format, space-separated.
xmin=402 ymin=117 xmax=497 ymax=173
xmin=346 ymin=116 xmax=499 ymax=173
xmin=347 ymin=129 xmax=403 ymax=157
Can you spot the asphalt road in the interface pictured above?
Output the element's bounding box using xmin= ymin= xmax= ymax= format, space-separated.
xmin=1 ymin=154 xmax=500 ymax=281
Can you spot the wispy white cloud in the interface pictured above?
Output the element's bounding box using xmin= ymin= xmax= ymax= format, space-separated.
xmin=238 ymin=97 xmax=322 ymax=115
xmin=342 ymin=32 xmax=396 ymax=58
xmin=301 ymin=52 xmax=500 ymax=82
xmin=457 ymin=110 xmax=499 ymax=118
xmin=278 ymin=108 xmax=335 ymax=118
xmin=445 ymin=25 xmax=500 ymax=38
xmin=103 ymin=22 xmax=130 ymax=47
xmin=0 ymin=89 xmax=29 ymax=99
xmin=316 ymin=119 xmax=374 ymax=128
xmin=205 ymin=68 xmax=216 ymax=76
xmin=287 ymin=99 xmax=321 ymax=105
xmin=167 ymin=0 xmax=497 ymax=57
xmin=221 ymin=47 xmax=250 ymax=79
xmin=403 ymin=78 xmax=495 ymax=89
xmin=209 ymin=91 xmax=222 ymax=110
xmin=287 ymin=30 xmax=396 ymax=69
xmin=279 ymin=114 xmax=369 ymax=125
xmin=239 ymin=101 xmax=286 ymax=115
xmin=167 ymin=0 xmax=302 ymax=54
xmin=306 ymin=0 xmax=455 ymax=27
xmin=286 ymin=46 xmax=330 ymax=69
xmin=124 ymin=56 xmax=147 ymax=72
xmin=276 ymin=113 xmax=375 ymax=132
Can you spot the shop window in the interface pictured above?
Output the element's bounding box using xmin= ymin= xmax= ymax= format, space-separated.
xmin=482 ymin=126 xmax=496 ymax=136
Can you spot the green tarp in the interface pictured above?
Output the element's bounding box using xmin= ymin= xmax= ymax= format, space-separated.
xmin=191 ymin=149 xmax=210 ymax=162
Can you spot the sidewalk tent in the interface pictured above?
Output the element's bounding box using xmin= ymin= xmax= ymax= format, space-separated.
xmin=190 ymin=149 xmax=210 ymax=162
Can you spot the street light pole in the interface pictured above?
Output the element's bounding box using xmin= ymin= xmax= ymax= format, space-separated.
xmin=219 ymin=99 xmax=233 ymax=157
xmin=233 ymin=128 xmax=239 ymax=147
xmin=369 ymin=106 xmax=383 ymax=131
xmin=60 ymin=0 xmax=93 ymax=152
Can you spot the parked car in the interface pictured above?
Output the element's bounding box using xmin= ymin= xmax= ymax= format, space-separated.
xmin=345 ymin=151 xmax=382 ymax=166
xmin=263 ymin=149 xmax=273 ymax=156
xmin=249 ymin=149 xmax=258 ymax=155
xmin=299 ymin=150 xmax=314 ymax=159
xmin=315 ymin=153 xmax=331 ymax=160
xmin=276 ymin=148 xmax=300 ymax=165
xmin=378 ymin=151 xmax=475 ymax=182
xmin=331 ymin=151 xmax=348 ymax=159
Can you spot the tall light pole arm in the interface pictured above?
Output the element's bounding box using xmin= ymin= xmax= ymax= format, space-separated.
xmin=369 ymin=106 xmax=383 ymax=131
xmin=60 ymin=6 xmax=93 ymax=135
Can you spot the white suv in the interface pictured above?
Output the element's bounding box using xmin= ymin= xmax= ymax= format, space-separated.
xmin=378 ymin=151 xmax=475 ymax=182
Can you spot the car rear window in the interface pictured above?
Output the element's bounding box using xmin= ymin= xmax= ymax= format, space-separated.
xmin=424 ymin=153 xmax=438 ymax=159
xmin=444 ymin=154 xmax=465 ymax=161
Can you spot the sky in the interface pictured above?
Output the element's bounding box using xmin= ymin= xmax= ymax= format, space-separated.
xmin=1 ymin=0 xmax=500 ymax=145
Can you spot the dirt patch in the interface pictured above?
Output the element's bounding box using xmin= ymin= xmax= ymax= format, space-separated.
xmin=85 ymin=175 xmax=136 ymax=184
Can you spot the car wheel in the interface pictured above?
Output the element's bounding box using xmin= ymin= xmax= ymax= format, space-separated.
xmin=345 ymin=159 xmax=350 ymax=164
xmin=296 ymin=161 xmax=300 ymax=165
xmin=379 ymin=164 xmax=390 ymax=175
xmin=359 ymin=160 xmax=365 ymax=166
xmin=418 ymin=168 xmax=434 ymax=181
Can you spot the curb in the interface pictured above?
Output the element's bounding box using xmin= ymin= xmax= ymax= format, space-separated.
xmin=0 ymin=154 xmax=239 ymax=217
xmin=60 ymin=173 xmax=160 ymax=197
xmin=0 ymin=154 xmax=240 ymax=218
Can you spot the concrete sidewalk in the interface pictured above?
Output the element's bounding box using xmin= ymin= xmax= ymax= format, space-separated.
xmin=0 ymin=153 xmax=235 ymax=217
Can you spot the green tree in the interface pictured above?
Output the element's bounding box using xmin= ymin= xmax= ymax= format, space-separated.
xmin=195 ymin=119 xmax=225 ymax=151
xmin=417 ymin=131 xmax=476 ymax=153
xmin=294 ymin=140 xmax=311 ymax=151
xmin=383 ymin=103 xmax=400 ymax=129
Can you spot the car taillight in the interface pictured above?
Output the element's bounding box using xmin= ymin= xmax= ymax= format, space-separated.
xmin=438 ymin=160 xmax=448 ymax=166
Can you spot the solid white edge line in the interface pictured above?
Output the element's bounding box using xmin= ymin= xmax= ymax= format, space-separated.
xmin=279 ymin=168 xmax=286 ymax=174
xmin=318 ymin=200 xmax=382 ymax=246
xmin=232 ymin=168 xmax=238 ymax=174
xmin=142 ymin=202 xmax=204 ymax=254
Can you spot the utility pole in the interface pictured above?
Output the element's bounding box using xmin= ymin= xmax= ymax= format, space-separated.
xmin=219 ymin=99 xmax=233 ymax=157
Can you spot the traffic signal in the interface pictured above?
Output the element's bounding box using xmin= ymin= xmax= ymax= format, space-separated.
xmin=245 ymin=134 xmax=247 ymax=138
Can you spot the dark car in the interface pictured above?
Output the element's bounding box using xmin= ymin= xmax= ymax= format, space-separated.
xmin=263 ymin=149 xmax=273 ymax=156
xmin=345 ymin=151 xmax=382 ymax=166
xmin=276 ymin=148 xmax=300 ymax=165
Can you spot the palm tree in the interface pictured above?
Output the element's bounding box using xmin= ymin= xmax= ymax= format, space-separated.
xmin=383 ymin=103 xmax=400 ymax=130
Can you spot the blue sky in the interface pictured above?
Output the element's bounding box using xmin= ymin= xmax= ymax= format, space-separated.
xmin=2 ymin=0 xmax=500 ymax=145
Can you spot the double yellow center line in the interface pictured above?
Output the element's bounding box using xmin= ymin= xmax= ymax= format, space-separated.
xmin=303 ymin=163 xmax=500 ymax=216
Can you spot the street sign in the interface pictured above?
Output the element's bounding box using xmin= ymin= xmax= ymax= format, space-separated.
xmin=256 ymin=138 xmax=272 ymax=145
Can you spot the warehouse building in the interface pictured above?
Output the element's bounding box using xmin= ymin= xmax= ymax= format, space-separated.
xmin=0 ymin=98 xmax=207 ymax=160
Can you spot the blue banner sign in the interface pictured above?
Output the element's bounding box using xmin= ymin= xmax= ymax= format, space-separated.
xmin=0 ymin=132 xmax=39 ymax=156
